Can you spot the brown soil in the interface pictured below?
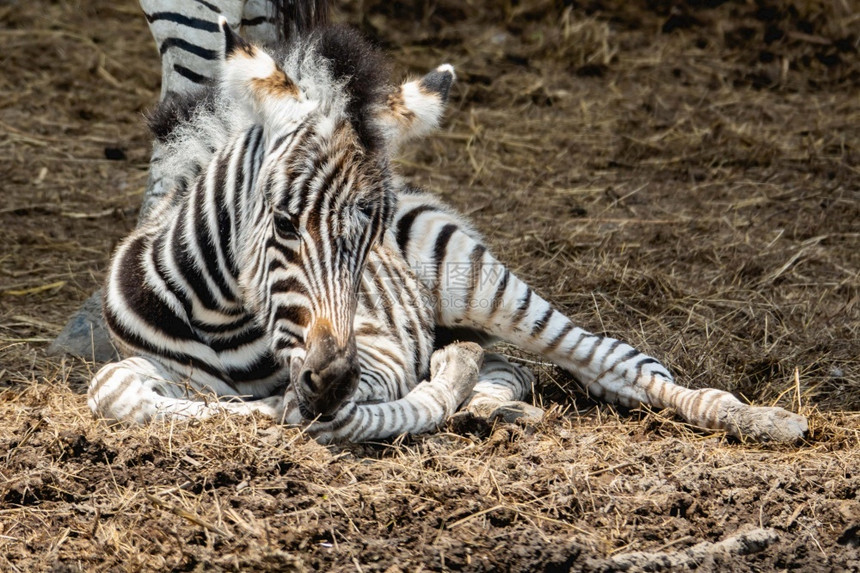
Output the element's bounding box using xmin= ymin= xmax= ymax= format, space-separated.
xmin=1 ymin=0 xmax=859 ymax=571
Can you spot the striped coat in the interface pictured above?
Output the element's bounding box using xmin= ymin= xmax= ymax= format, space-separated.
xmin=87 ymin=1 xmax=808 ymax=443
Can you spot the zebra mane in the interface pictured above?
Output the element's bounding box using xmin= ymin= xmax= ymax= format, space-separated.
xmin=271 ymin=0 xmax=330 ymax=43
xmin=147 ymin=24 xmax=391 ymax=200
xmin=302 ymin=25 xmax=390 ymax=152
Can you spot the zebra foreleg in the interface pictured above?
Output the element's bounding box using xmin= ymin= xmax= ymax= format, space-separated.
xmin=88 ymin=357 xmax=284 ymax=424
xmin=293 ymin=342 xmax=483 ymax=443
xmin=462 ymin=353 xmax=544 ymax=424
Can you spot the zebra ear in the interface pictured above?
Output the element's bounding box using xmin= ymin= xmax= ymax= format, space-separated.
xmin=218 ymin=17 xmax=315 ymax=130
xmin=378 ymin=64 xmax=455 ymax=151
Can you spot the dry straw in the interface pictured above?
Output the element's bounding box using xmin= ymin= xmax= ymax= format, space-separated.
xmin=1 ymin=0 xmax=858 ymax=570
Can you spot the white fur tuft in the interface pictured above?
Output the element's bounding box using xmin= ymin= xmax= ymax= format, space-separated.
xmin=220 ymin=44 xmax=319 ymax=138
xmin=377 ymin=65 xmax=454 ymax=152
xmin=435 ymin=63 xmax=455 ymax=77
xmin=151 ymin=36 xmax=362 ymax=210
xmin=401 ymin=80 xmax=444 ymax=136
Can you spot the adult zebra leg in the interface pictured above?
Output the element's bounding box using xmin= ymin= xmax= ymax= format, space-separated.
xmin=89 ymin=357 xmax=284 ymax=425
xmin=50 ymin=0 xmax=279 ymax=362
xmin=394 ymin=194 xmax=807 ymax=442
xmin=291 ymin=342 xmax=483 ymax=443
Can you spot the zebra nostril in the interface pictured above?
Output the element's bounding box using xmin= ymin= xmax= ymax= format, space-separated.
xmin=300 ymin=369 xmax=320 ymax=393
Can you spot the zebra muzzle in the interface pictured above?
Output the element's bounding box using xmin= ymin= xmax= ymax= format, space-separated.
xmin=292 ymin=325 xmax=360 ymax=419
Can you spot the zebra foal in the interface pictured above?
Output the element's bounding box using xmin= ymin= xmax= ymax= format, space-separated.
xmin=88 ymin=7 xmax=808 ymax=443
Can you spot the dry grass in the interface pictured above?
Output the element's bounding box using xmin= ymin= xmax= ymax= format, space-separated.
xmin=1 ymin=0 xmax=859 ymax=570
xmin=2 ymin=377 xmax=859 ymax=570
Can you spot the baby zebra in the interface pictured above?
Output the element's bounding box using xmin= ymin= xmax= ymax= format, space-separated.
xmin=88 ymin=20 xmax=808 ymax=443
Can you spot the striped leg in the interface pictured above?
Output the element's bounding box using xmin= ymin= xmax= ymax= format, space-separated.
xmin=137 ymin=0 xmax=281 ymax=220
xmin=291 ymin=342 xmax=483 ymax=443
xmin=395 ymin=193 xmax=807 ymax=442
xmin=89 ymin=341 xmax=481 ymax=440
xmin=141 ymin=0 xmax=245 ymax=99
xmin=463 ymin=353 xmax=544 ymax=423
xmin=138 ymin=0 xmax=244 ymax=218
xmin=88 ymin=357 xmax=284 ymax=424
xmin=349 ymin=316 xmax=424 ymax=406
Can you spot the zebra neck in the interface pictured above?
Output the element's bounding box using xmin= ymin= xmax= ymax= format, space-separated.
xmin=162 ymin=126 xmax=267 ymax=325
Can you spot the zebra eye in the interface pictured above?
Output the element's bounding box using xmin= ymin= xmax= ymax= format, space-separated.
xmin=273 ymin=212 xmax=299 ymax=239
xmin=356 ymin=200 xmax=375 ymax=221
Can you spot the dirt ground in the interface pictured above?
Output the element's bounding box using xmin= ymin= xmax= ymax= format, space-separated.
xmin=1 ymin=0 xmax=859 ymax=570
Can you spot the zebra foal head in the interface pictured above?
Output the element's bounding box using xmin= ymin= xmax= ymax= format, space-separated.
xmin=215 ymin=21 xmax=454 ymax=419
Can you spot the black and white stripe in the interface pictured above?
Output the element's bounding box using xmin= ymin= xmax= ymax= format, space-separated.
xmin=88 ymin=1 xmax=808 ymax=444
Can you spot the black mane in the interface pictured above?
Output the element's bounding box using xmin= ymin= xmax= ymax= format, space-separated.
xmin=315 ymin=25 xmax=389 ymax=153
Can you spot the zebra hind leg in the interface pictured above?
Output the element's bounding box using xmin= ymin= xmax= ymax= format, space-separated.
xmin=462 ymin=353 xmax=544 ymax=424
xmin=393 ymin=191 xmax=807 ymax=443
xmin=88 ymin=357 xmax=284 ymax=425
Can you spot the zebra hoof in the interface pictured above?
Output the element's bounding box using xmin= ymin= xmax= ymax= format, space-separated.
xmin=430 ymin=341 xmax=484 ymax=377
xmin=430 ymin=342 xmax=483 ymax=406
xmin=722 ymin=404 xmax=808 ymax=443
xmin=488 ymin=400 xmax=545 ymax=424
xmin=48 ymin=289 xmax=119 ymax=362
